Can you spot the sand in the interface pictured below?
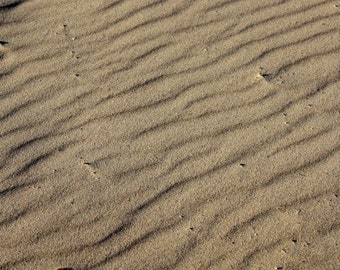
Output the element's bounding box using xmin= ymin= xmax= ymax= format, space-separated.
xmin=0 ymin=0 xmax=339 ymax=269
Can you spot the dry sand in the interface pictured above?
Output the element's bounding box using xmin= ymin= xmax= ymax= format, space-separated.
xmin=0 ymin=0 xmax=339 ymax=269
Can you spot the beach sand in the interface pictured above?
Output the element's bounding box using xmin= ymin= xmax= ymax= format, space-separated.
xmin=0 ymin=0 xmax=339 ymax=269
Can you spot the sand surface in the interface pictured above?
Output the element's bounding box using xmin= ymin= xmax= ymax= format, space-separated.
xmin=1 ymin=0 xmax=339 ymax=269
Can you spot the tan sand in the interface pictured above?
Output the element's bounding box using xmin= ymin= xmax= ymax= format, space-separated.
xmin=0 ymin=0 xmax=339 ymax=269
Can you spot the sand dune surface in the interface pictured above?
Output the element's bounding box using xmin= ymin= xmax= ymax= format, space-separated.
xmin=0 ymin=0 xmax=339 ymax=269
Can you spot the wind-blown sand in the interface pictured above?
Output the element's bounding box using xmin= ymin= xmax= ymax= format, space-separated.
xmin=0 ymin=0 xmax=339 ymax=269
